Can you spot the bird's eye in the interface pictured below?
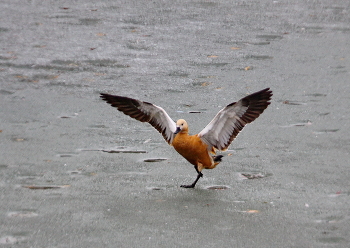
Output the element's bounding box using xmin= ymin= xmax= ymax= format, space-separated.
xmin=181 ymin=123 xmax=184 ymax=126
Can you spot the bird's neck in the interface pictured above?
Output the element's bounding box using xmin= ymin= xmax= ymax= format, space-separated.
xmin=179 ymin=129 xmax=189 ymax=135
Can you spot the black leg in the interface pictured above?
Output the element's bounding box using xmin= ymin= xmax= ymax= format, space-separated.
xmin=181 ymin=166 xmax=203 ymax=188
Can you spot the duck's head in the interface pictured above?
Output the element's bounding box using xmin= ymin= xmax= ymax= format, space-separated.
xmin=174 ymin=119 xmax=188 ymax=134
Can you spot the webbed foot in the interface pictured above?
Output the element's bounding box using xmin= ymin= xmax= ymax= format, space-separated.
xmin=180 ymin=184 xmax=196 ymax=188
xmin=181 ymin=172 xmax=203 ymax=188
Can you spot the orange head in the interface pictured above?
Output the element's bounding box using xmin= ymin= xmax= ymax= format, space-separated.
xmin=174 ymin=119 xmax=189 ymax=134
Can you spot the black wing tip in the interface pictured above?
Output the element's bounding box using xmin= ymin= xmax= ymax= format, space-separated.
xmin=245 ymin=88 xmax=273 ymax=104
xmin=100 ymin=94 xmax=155 ymax=111
xmin=252 ymin=87 xmax=273 ymax=97
xmin=100 ymin=92 xmax=117 ymax=102
xmin=227 ymin=88 xmax=273 ymax=107
xmin=100 ymin=93 xmax=123 ymax=101
xmin=263 ymin=87 xmax=273 ymax=99
xmin=100 ymin=92 xmax=111 ymax=97
xmin=100 ymin=93 xmax=140 ymax=106
xmin=252 ymin=87 xmax=272 ymax=94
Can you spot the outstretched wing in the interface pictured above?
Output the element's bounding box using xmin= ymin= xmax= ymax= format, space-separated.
xmin=100 ymin=93 xmax=177 ymax=144
xmin=198 ymin=88 xmax=272 ymax=151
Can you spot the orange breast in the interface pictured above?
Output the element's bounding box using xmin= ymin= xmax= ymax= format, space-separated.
xmin=172 ymin=133 xmax=214 ymax=168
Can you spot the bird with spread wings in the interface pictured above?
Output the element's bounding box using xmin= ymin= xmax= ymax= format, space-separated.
xmin=100 ymin=88 xmax=272 ymax=188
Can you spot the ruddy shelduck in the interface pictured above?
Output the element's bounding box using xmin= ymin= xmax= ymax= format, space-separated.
xmin=100 ymin=88 xmax=272 ymax=188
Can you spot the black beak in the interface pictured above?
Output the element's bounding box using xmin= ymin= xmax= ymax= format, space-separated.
xmin=174 ymin=127 xmax=181 ymax=134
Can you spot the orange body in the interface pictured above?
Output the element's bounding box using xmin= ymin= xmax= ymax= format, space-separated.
xmin=100 ymin=88 xmax=272 ymax=188
xmin=172 ymin=133 xmax=218 ymax=172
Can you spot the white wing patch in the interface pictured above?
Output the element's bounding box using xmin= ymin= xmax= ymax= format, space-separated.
xmin=198 ymin=88 xmax=272 ymax=151
xmin=100 ymin=94 xmax=177 ymax=144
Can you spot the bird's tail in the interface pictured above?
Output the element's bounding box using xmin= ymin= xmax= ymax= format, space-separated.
xmin=213 ymin=155 xmax=223 ymax=162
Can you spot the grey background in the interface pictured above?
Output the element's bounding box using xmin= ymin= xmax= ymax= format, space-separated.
xmin=1 ymin=0 xmax=349 ymax=247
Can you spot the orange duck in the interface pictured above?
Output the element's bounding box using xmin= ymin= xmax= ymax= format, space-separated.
xmin=100 ymin=88 xmax=272 ymax=188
